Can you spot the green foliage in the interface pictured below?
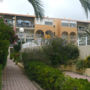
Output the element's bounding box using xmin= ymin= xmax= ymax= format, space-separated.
xmin=22 ymin=48 xmax=49 ymax=67
xmin=28 ymin=0 xmax=44 ymax=19
xmin=0 ymin=17 xmax=15 ymax=68
xmin=0 ymin=65 xmax=2 ymax=90
xmin=13 ymin=42 xmax=21 ymax=52
xmin=0 ymin=17 xmax=16 ymax=43
xmin=24 ymin=61 xmax=90 ymax=90
xmin=80 ymin=0 xmax=90 ymax=18
xmin=24 ymin=61 xmax=65 ymax=90
xmin=62 ymin=77 xmax=90 ymax=90
xmin=43 ymin=38 xmax=79 ymax=67
xmin=76 ymin=56 xmax=90 ymax=70
xmin=85 ymin=56 xmax=90 ymax=68
xmin=22 ymin=38 xmax=79 ymax=67
xmin=0 ymin=40 xmax=9 ymax=68
xmin=76 ymin=60 xmax=86 ymax=70
xmin=10 ymin=41 xmax=21 ymax=64
xmin=13 ymin=52 xmax=21 ymax=64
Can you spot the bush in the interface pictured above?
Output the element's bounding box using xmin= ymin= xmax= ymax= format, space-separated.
xmin=62 ymin=77 xmax=90 ymax=90
xmin=22 ymin=38 xmax=79 ymax=67
xmin=0 ymin=40 xmax=9 ymax=68
xmin=25 ymin=61 xmax=65 ymax=90
xmin=0 ymin=17 xmax=17 ymax=44
xmin=43 ymin=38 xmax=79 ymax=67
xmin=76 ymin=60 xmax=86 ymax=70
xmin=85 ymin=56 xmax=90 ymax=68
xmin=22 ymin=48 xmax=49 ymax=67
xmin=24 ymin=61 xmax=90 ymax=90
xmin=76 ymin=56 xmax=90 ymax=70
xmin=0 ymin=65 xmax=2 ymax=90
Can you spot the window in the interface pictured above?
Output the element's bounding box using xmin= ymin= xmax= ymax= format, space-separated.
xmin=78 ymin=26 xmax=85 ymax=31
xmin=70 ymin=23 xmax=76 ymax=27
xmin=61 ymin=23 xmax=69 ymax=27
xmin=17 ymin=19 xmax=32 ymax=27
xmin=45 ymin=21 xmax=53 ymax=25
xmin=87 ymin=35 xmax=90 ymax=45
xmin=61 ymin=20 xmax=77 ymax=27
xmin=5 ymin=19 xmax=13 ymax=25
xmin=78 ymin=36 xmax=86 ymax=45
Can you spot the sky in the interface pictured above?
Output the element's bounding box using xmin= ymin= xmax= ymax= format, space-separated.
xmin=0 ymin=0 xmax=90 ymax=21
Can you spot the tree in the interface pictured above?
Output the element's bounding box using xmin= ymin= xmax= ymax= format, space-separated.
xmin=28 ymin=0 xmax=44 ymax=19
xmin=0 ymin=17 xmax=17 ymax=44
xmin=79 ymin=0 xmax=90 ymax=18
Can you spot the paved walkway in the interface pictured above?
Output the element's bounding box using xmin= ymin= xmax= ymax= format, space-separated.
xmin=2 ymin=59 xmax=38 ymax=90
xmin=64 ymin=71 xmax=90 ymax=81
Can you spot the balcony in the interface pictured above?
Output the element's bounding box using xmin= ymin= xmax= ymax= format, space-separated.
xmin=78 ymin=26 xmax=86 ymax=33
xmin=16 ymin=19 xmax=34 ymax=29
xmin=5 ymin=19 xmax=13 ymax=26
xmin=16 ymin=23 xmax=34 ymax=28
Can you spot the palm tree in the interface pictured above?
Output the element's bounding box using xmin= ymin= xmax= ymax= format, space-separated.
xmin=28 ymin=0 xmax=44 ymax=19
xmin=79 ymin=0 xmax=90 ymax=34
xmin=79 ymin=0 xmax=90 ymax=18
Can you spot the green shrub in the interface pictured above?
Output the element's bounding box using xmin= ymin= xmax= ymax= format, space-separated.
xmin=22 ymin=48 xmax=49 ymax=67
xmin=0 ymin=65 xmax=2 ymax=90
xmin=25 ymin=61 xmax=65 ymax=90
xmin=13 ymin=52 xmax=21 ymax=64
xmin=76 ymin=56 xmax=90 ymax=69
xmin=24 ymin=61 xmax=90 ymax=90
xmin=85 ymin=56 xmax=90 ymax=68
xmin=43 ymin=38 xmax=79 ymax=67
xmin=13 ymin=41 xmax=21 ymax=52
xmin=0 ymin=40 xmax=9 ymax=68
xmin=76 ymin=60 xmax=86 ymax=70
xmin=62 ymin=77 xmax=90 ymax=90
xmin=0 ymin=17 xmax=16 ymax=44
xmin=22 ymin=38 xmax=79 ymax=67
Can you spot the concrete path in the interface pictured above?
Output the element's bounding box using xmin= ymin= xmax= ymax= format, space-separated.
xmin=2 ymin=59 xmax=38 ymax=90
xmin=64 ymin=71 xmax=90 ymax=82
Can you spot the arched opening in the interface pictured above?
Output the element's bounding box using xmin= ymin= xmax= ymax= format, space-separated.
xmin=61 ymin=32 xmax=68 ymax=40
xmin=70 ymin=32 xmax=76 ymax=43
xmin=36 ymin=30 xmax=44 ymax=38
xmin=45 ymin=30 xmax=54 ymax=38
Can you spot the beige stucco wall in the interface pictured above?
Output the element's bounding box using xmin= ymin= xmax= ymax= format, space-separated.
xmin=79 ymin=45 xmax=90 ymax=59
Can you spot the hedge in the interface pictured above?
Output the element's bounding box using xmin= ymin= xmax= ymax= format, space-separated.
xmin=0 ymin=40 xmax=9 ymax=69
xmin=0 ymin=65 xmax=2 ymax=90
xmin=24 ymin=61 xmax=90 ymax=90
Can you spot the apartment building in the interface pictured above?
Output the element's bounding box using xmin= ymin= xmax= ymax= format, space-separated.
xmin=77 ymin=21 xmax=90 ymax=46
xmin=0 ymin=13 xmax=90 ymax=46
xmin=0 ymin=13 xmax=35 ymax=43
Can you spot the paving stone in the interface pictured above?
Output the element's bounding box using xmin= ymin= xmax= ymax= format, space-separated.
xmin=2 ymin=59 xmax=38 ymax=90
xmin=65 ymin=71 xmax=90 ymax=81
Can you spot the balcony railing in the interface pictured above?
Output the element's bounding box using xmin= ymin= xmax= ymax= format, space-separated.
xmin=16 ymin=23 xmax=34 ymax=28
xmin=78 ymin=27 xmax=86 ymax=31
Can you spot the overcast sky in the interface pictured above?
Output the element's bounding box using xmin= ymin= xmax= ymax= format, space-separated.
xmin=0 ymin=0 xmax=90 ymax=21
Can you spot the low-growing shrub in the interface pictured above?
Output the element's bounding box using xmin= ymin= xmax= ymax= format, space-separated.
xmin=25 ymin=61 xmax=65 ymax=90
xmin=43 ymin=38 xmax=79 ymax=67
xmin=76 ymin=60 xmax=86 ymax=70
xmin=22 ymin=38 xmax=79 ymax=67
xmin=22 ymin=48 xmax=49 ymax=67
xmin=0 ymin=40 xmax=9 ymax=68
xmin=85 ymin=56 xmax=90 ymax=68
xmin=0 ymin=65 xmax=2 ymax=90
xmin=24 ymin=61 xmax=90 ymax=90
xmin=76 ymin=56 xmax=90 ymax=70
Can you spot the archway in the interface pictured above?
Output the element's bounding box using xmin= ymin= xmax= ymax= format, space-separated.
xmin=70 ymin=32 xmax=76 ymax=43
xmin=61 ymin=32 xmax=68 ymax=40
xmin=36 ymin=30 xmax=44 ymax=38
xmin=45 ymin=30 xmax=54 ymax=38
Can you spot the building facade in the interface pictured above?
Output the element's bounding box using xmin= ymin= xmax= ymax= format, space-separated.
xmin=0 ymin=13 xmax=90 ymax=46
